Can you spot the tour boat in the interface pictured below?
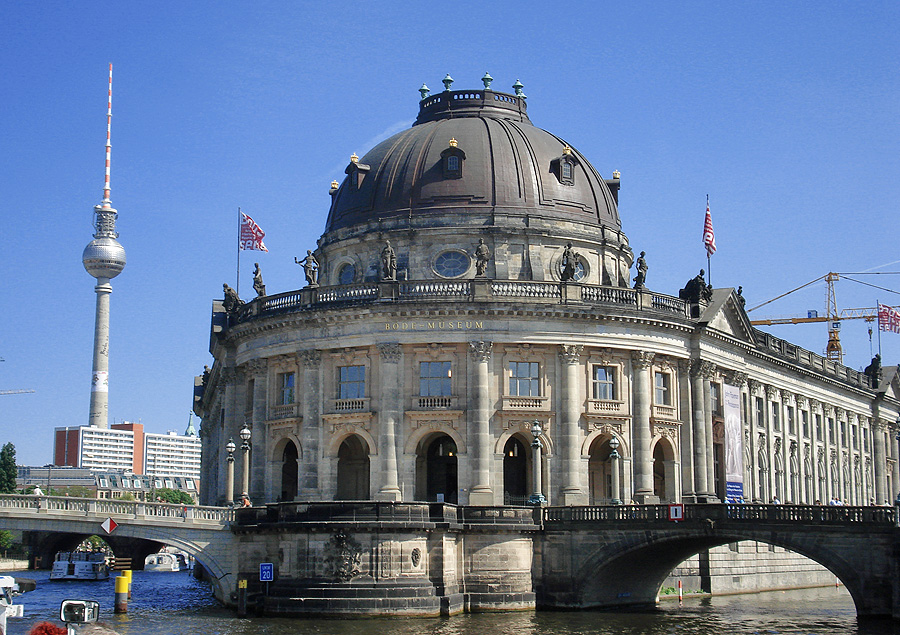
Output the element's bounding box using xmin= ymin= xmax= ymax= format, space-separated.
xmin=49 ymin=551 xmax=109 ymax=581
xmin=1 ymin=575 xmax=35 ymax=634
xmin=144 ymin=552 xmax=181 ymax=572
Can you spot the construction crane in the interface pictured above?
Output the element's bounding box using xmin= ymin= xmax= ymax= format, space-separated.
xmin=747 ymin=271 xmax=900 ymax=364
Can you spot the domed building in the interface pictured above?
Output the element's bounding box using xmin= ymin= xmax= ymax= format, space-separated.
xmin=194 ymin=77 xmax=900 ymax=614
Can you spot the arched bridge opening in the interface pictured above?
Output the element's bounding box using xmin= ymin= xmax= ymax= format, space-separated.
xmin=539 ymin=503 xmax=898 ymax=619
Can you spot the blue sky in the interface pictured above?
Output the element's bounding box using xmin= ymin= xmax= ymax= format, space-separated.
xmin=2 ymin=1 xmax=899 ymax=467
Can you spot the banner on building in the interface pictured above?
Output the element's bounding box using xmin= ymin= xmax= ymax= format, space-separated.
xmin=724 ymin=383 xmax=743 ymax=501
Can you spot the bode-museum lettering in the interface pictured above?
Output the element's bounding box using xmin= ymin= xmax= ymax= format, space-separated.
xmin=384 ymin=320 xmax=485 ymax=330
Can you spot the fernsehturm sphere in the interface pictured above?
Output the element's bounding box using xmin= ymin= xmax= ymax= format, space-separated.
xmin=82 ymin=64 xmax=126 ymax=429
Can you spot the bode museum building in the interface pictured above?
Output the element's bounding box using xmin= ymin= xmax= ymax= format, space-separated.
xmin=194 ymin=77 xmax=900 ymax=615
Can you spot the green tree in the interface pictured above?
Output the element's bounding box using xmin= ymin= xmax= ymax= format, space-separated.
xmin=155 ymin=488 xmax=194 ymax=505
xmin=0 ymin=443 xmax=16 ymax=493
xmin=0 ymin=529 xmax=13 ymax=555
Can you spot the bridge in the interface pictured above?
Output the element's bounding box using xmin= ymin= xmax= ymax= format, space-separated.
xmin=0 ymin=495 xmax=236 ymax=603
xmin=2 ymin=495 xmax=899 ymax=619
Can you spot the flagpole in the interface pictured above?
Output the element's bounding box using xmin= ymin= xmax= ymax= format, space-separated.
xmin=877 ymin=300 xmax=883 ymax=357
xmin=237 ymin=207 xmax=241 ymax=297
xmin=706 ymin=194 xmax=711 ymax=287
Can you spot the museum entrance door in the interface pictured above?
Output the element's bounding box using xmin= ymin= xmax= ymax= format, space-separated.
xmin=426 ymin=435 xmax=458 ymax=504
xmin=280 ymin=441 xmax=298 ymax=501
xmin=503 ymin=436 xmax=528 ymax=505
xmin=336 ymin=435 xmax=370 ymax=500
xmin=588 ymin=436 xmax=614 ymax=504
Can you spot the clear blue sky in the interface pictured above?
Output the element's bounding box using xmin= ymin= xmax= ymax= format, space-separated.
xmin=2 ymin=1 xmax=899 ymax=467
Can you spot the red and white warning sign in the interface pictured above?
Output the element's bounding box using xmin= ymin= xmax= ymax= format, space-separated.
xmin=101 ymin=518 xmax=118 ymax=534
xmin=668 ymin=504 xmax=684 ymax=522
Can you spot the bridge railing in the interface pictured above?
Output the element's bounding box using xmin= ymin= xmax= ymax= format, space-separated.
xmin=543 ymin=503 xmax=898 ymax=525
xmin=0 ymin=494 xmax=233 ymax=524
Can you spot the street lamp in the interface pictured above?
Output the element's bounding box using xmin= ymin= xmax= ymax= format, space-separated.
xmin=527 ymin=421 xmax=546 ymax=506
xmin=225 ymin=438 xmax=236 ymax=506
xmin=608 ymin=436 xmax=622 ymax=505
xmin=239 ymin=424 xmax=252 ymax=499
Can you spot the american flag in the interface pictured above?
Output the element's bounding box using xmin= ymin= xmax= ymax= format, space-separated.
xmin=878 ymin=303 xmax=900 ymax=333
xmin=240 ymin=212 xmax=268 ymax=252
xmin=703 ymin=198 xmax=716 ymax=257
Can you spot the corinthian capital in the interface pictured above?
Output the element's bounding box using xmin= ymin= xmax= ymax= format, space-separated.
xmin=379 ymin=343 xmax=401 ymax=363
xmin=558 ymin=344 xmax=584 ymax=365
xmin=299 ymin=349 xmax=322 ymax=368
xmin=469 ymin=341 xmax=492 ymax=362
xmin=631 ymin=351 xmax=655 ymax=369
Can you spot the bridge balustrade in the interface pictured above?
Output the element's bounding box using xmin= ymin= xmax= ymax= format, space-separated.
xmin=0 ymin=495 xmax=233 ymax=523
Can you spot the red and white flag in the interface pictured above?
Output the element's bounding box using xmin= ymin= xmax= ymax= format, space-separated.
xmin=240 ymin=212 xmax=268 ymax=252
xmin=703 ymin=198 xmax=716 ymax=257
xmin=878 ymin=303 xmax=900 ymax=333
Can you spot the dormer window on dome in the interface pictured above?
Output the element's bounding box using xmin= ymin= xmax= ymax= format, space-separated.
xmin=440 ymin=138 xmax=465 ymax=179
xmin=345 ymin=153 xmax=370 ymax=190
xmin=550 ymin=145 xmax=579 ymax=186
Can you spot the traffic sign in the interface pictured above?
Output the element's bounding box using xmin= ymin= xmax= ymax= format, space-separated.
xmin=668 ymin=504 xmax=684 ymax=522
xmin=259 ymin=562 xmax=274 ymax=582
xmin=101 ymin=518 xmax=118 ymax=534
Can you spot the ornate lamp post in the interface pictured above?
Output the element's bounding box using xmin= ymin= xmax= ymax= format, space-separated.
xmin=225 ymin=438 xmax=236 ymax=506
xmin=609 ymin=436 xmax=622 ymax=505
xmin=527 ymin=421 xmax=546 ymax=506
xmin=240 ymin=424 xmax=252 ymax=498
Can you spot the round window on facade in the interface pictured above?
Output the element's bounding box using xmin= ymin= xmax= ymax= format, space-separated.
xmin=434 ymin=250 xmax=470 ymax=278
xmin=338 ymin=263 xmax=356 ymax=285
xmin=557 ymin=258 xmax=587 ymax=282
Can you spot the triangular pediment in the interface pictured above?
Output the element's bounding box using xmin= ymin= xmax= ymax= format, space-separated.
xmin=697 ymin=288 xmax=756 ymax=345
xmin=879 ymin=366 xmax=900 ymax=401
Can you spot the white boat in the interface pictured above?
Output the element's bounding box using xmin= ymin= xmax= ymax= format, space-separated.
xmin=50 ymin=551 xmax=109 ymax=581
xmin=144 ymin=552 xmax=180 ymax=572
xmin=1 ymin=575 xmax=35 ymax=635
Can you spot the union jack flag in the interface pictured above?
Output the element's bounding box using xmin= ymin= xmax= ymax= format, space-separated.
xmin=240 ymin=212 xmax=268 ymax=252
xmin=878 ymin=303 xmax=900 ymax=333
xmin=703 ymin=198 xmax=716 ymax=257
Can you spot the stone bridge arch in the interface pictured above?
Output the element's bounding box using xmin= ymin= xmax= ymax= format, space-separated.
xmin=540 ymin=515 xmax=895 ymax=618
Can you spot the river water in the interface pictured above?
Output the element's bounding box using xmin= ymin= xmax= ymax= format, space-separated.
xmin=3 ymin=568 xmax=896 ymax=635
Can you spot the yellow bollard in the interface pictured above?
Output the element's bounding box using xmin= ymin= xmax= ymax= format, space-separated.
xmin=122 ymin=569 xmax=133 ymax=599
xmin=114 ymin=574 xmax=129 ymax=613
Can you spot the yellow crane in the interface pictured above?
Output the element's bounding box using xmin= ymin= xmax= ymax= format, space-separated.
xmin=746 ymin=272 xmax=900 ymax=364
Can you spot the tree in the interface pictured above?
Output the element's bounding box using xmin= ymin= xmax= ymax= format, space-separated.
xmin=155 ymin=488 xmax=194 ymax=505
xmin=0 ymin=529 xmax=13 ymax=555
xmin=0 ymin=443 xmax=16 ymax=494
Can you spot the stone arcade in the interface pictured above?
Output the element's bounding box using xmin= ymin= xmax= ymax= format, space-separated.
xmin=195 ymin=77 xmax=900 ymax=615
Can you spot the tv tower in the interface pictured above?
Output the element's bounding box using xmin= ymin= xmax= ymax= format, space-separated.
xmin=82 ymin=64 xmax=126 ymax=429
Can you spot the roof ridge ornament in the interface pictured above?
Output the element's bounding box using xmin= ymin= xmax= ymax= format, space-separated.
xmin=442 ymin=74 xmax=454 ymax=91
xmin=419 ymin=83 xmax=430 ymax=99
xmin=350 ymin=153 xmax=359 ymax=164
xmin=481 ymin=72 xmax=493 ymax=89
xmin=448 ymin=137 xmax=458 ymax=148
xmin=512 ymin=79 xmax=526 ymax=98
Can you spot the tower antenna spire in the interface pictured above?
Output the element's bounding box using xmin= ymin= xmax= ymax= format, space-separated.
xmin=102 ymin=62 xmax=113 ymax=208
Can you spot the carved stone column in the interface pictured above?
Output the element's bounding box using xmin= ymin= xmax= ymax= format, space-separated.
xmin=678 ymin=360 xmax=696 ymax=502
xmin=559 ymin=345 xmax=586 ymax=505
xmin=219 ymin=367 xmax=237 ymax=505
xmin=873 ymin=417 xmax=887 ymax=504
xmin=246 ymin=359 xmax=268 ymax=502
xmin=702 ymin=363 xmax=717 ymax=499
xmin=299 ymin=350 xmax=322 ymax=500
xmin=469 ymin=341 xmax=494 ymax=505
xmin=376 ymin=343 xmax=402 ymax=501
xmin=631 ymin=351 xmax=656 ymax=503
xmin=690 ymin=360 xmax=711 ymax=501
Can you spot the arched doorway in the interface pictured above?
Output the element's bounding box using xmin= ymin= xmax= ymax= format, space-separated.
xmin=652 ymin=438 xmax=677 ymax=503
xmin=503 ymin=436 xmax=528 ymax=505
xmin=588 ymin=436 xmax=616 ymax=504
xmin=424 ymin=435 xmax=457 ymax=504
xmin=336 ymin=435 xmax=370 ymax=500
xmin=280 ymin=441 xmax=298 ymax=502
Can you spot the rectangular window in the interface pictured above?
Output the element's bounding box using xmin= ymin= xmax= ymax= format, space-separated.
xmin=828 ymin=418 xmax=835 ymax=443
xmin=164 ymin=479 xmax=174 ymax=489
xmin=787 ymin=406 xmax=795 ymax=435
xmin=852 ymin=425 xmax=858 ymax=450
xmin=755 ymin=397 xmax=765 ymax=428
xmin=863 ymin=429 xmax=869 ymax=453
xmin=279 ymin=372 xmax=295 ymax=405
xmin=840 ymin=421 xmax=846 ymax=446
xmin=802 ymin=410 xmax=809 ymax=438
xmin=339 ymin=365 xmax=366 ymax=399
xmin=654 ymin=372 xmax=671 ymax=405
xmin=710 ymin=383 xmax=721 ymax=417
xmin=815 ymin=413 xmax=822 ymax=439
xmin=771 ymin=403 xmax=780 ymax=432
xmin=592 ymin=365 xmax=617 ymax=400
xmin=509 ymin=362 xmax=540 ymax=397
xmin=420 ymin=361 xmax=452 ymax=396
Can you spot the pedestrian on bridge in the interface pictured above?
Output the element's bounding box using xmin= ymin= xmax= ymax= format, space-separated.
xmin=31 ymin=486 xmax=43 ymax=496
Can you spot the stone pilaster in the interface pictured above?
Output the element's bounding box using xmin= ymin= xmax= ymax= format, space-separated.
xmin=631 ymin=351 xmax=657 ymax=504
xmin=678 ymin=359 xmax=696 ymax=502
xmin=246 ymin=358 xmax=268 ymax=502
xmin=299 ymin=350 xmax=321 ymax=499
xmin=559 ymin=344 xmax=586 ymax=505
xmin=468 ymin=341 xmax=494 ymax=505
xmin=219 ymin=367 xmax=238 ymax=505
xmin=376 ymin=343 xmax=402 ymax=501
xmin=872 ymin=417 xmax=887 ymax=504
xmin=690 ymin=360 xmax=711 ymax=501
